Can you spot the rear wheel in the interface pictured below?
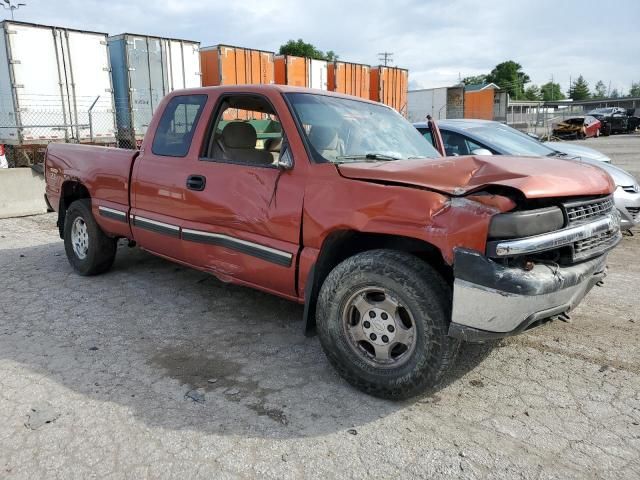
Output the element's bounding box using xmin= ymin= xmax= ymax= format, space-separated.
xmin=63 ymin=199 xmax=117 ymax=276
xmin=595 ymin=128 xmax=600 ymax=138
xmin=316 ymin=249 xmax=459 ymax=399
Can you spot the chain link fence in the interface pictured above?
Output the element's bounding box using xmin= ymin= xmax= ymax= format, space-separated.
xmin=0 ymin=94 xmax=140 ymax=168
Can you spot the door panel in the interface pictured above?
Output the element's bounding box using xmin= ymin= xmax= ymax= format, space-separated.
xmin=130 ymin=153 xmax=187 ymax=261
xmin=180 ymin=160 xmax=302 ymax=296
xmin=130 ymin=93 xmax=208 ymax=262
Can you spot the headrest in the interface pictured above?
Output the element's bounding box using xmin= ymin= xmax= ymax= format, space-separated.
xmin=309 ymin=125 xmax=338 ymax=150
xmin=222 ymin=122 xmax=257 ymax=149
xmin=265 ymin=137 xmax=282 ymax=152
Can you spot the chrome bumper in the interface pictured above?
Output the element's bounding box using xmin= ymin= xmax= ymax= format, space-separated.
xmin=449 ymin=250 xmax=608 ymax=342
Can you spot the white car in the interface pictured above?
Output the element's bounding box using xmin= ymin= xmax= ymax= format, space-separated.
xmin=544 ymin=141 xmax=611 ymax=163
xmin=413 ymin=119 xmax=640 ymax=230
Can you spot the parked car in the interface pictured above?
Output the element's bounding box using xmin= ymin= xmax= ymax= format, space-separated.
xmin=45 ymin=86 xmax=621 ymax=399
xmin=542 ymin=140 xmax=611 ymax=163
xmin=552 ymin=115 xmax=601 ymax=139
xmin=414 ymin=119 xmax=640 ymax=230
xmin=625 ymin=108 xmax=640 ymax=132
xmin=588 ymin=107 xmax=628 ymax=135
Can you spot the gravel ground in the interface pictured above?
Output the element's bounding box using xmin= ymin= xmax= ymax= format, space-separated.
xmin=1 ymin=137 xmax=639 ymax=479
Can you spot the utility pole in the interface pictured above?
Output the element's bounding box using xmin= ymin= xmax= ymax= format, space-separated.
xmin=2 ymin=1 xmax=26 ymax=20
xmin=377 ymin=52 xmax=393 ymax=66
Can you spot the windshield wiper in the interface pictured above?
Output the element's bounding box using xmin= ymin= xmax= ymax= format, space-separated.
xmin=547 ymin=151 xmax=568 ymax=157
xmin=336 ymin=153 xmax=400 ymax=162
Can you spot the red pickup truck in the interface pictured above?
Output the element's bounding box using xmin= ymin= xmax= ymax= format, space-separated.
xmin=45 ymin=85 xmax=621 ymax=399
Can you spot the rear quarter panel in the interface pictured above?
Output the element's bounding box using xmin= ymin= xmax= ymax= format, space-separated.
xmin=46 ymin=143 xmax=137 ymax=237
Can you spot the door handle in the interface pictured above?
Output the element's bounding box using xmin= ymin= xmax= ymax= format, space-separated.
xmin=186 ymin=175 xmax=206 ymax=191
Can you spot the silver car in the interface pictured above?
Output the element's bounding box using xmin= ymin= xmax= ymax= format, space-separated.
xmin=414 ymin=119 xmax=640 ymax=230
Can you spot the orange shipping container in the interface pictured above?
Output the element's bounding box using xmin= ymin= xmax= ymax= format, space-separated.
xmin=274 ymin=55 xmax=328 ymax=89
xmin=370 ymin=66 xmax=409 ymax=116
xmin=200 ymin=44 xmax=274 ymax=86
xmin=328 ymin=61 xmax=370 ymax=99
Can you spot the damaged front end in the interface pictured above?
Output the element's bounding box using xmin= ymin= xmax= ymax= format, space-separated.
xmin=449 ymin=195 xmax=622 ymax=342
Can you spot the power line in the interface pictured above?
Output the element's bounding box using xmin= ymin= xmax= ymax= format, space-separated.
xmin=377 ymin=52 xmax=393 ymax=66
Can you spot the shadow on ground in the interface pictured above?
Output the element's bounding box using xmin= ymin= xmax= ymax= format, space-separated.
xmin=0 ymin=239 xmax=492 ymax=439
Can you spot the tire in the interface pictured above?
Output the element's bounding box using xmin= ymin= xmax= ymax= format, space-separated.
xmin=316 ymin=249 xmax=460 ymax=399
xmin=603 ymin=124 xmax=612 ymax=136
xmin=595 ymin=128 xmax=600 ymax=138
xmin=63 ymin=199 xmax=117 ymax=276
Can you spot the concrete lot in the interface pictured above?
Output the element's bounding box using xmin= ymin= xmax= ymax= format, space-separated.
xmin=1 ymin=136 xmax=639 ymax=479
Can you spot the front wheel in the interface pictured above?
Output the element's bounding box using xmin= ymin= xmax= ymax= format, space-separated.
xmin=316 ymin=250 xmax=459 ymax=399
xmin=63 ymin=199 xmax=117 ymax=276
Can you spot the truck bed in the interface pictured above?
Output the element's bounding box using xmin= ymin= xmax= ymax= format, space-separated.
xmin=45 ymin=143 xmax=137 ymax=212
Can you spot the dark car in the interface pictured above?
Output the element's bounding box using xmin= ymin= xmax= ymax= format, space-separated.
xmin=625 ymin=108 xmax=640 ymax=132
xmin=588 ymin=107 xmax=628 ymax=135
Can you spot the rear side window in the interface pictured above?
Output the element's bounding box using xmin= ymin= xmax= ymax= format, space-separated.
xmin=152 ymin=95 xmax=207 ymax=157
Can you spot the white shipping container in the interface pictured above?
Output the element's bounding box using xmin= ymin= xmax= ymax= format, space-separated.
xmin=308 ymin=59 xmax=328 ymax=91
xmin=0 ymin=21 xmax=115 ymax=145
xmin=408 ymin=86 xmax=464 ymax=122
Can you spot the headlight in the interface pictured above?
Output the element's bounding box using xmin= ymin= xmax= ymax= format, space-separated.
xmin=488 ymin=206 xmax=565 ymax=239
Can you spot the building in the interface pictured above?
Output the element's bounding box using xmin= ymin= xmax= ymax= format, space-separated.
xmin=463 ymin=83 xmax=507 ymax=121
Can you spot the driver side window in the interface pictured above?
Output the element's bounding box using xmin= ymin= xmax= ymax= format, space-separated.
xmin=441 ymin=131 xmax=487 ymax=156
xmin=202 ymin=95 xmax=283 ymax=167
xmin=441 ymin=131 xmax=470 ymax=156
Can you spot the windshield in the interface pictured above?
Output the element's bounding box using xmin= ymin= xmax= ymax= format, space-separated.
xmin=285 ymin=92 xmax=441 ymax=163
xmin=465 ymin=124 xmax=557 ymax=157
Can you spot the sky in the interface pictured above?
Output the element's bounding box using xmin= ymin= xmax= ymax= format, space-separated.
xmin=6 ymin=0 xmax=640 ymax=94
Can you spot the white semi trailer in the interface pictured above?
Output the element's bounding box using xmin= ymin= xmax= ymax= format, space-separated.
xmin=0 ymin=21 xmax=116 ymax=165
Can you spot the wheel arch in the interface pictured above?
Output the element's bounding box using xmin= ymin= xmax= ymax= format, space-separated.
xmin=302 ymin=230 xmax=451 ymax=336
xmin=57 ymin=180 xmax=91 ymax=238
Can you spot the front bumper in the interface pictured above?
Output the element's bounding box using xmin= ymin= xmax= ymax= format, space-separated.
xmin=614 ymin=186 xmax=640 ymax=230
xmin=449 ymin=249 xmax=608 ymax=342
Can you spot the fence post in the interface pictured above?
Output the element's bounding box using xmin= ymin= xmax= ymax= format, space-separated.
xmin=88 ymin=96 xmax=100 ymax=143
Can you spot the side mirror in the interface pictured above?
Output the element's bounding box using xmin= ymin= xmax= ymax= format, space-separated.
xmin=471 ymin=148 xmax=493 ymax=156
xmin=276 ymin=146 xmax=293 ymax=170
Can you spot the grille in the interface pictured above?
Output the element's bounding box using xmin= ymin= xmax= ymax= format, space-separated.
xmin=573 ymin=229 xmax=619 ymax=261
xmin=564 ymin=196 xmax=614 ymax=224
xmin=622 ymin=185 xmax=639 ymax=194
xmin=628 ymin=207 xmax=640 ymax=222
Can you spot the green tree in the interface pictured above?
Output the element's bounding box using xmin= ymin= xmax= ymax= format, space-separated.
xmin=278 ymin=39 xmax=338 ymax=61
xmin=461 ymin=74 xmax=487 ymax=86
xmin=610 ymin=88 xmax=621 ymax=99
xmin=325 ymin=50 xmax=339 ymax=61
xmin=568 ymin=75 xmax=590 ymax=100
xmin=593 ymin=80 xmax=607 ymax=99
xmin=485 ymin=61 xmax=531 ymax=100
xmin=523 ymin=85 xmax=541 ymax=101
xmin=540 ymin=82 xmax=566 ymax=101
xmin=630 ymin=82 xmax=640 ymax=97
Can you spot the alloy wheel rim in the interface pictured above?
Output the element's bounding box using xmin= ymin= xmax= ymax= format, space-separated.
xmin=342 ymin=287 xmax=417 ymax=368
xmin=71 ymin=217 xmax=89 ymax=260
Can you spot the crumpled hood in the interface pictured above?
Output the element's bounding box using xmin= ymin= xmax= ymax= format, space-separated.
xmin=337 ymin=155 xmax=615 ymax=198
